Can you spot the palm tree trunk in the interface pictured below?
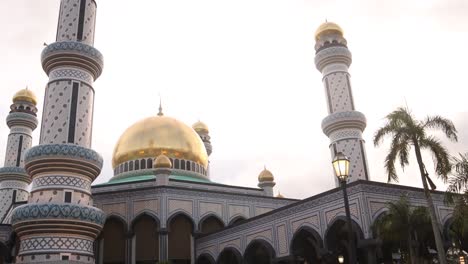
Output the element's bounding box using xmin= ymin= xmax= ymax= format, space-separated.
xmin=413 ymin=139 xmax=447 ymax=264
xmin=408 ymin=233 xmax=417 ymax=264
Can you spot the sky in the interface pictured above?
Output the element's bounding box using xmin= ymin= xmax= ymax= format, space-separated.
xmin=0 ymin=0 xmax=467 ymax=199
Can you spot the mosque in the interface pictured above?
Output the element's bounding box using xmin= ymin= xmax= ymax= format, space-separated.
xmin=0 ymin=1 xmax=461 ymax=264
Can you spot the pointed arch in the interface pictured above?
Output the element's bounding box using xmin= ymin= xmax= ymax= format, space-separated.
xmin=244 ymin=238 xmax=276 ymax=264
xmin=217 ymin=247 xmax=242 ymax=264
xmin=199 ymin=214 xmax=225 ymax=234
xmin=131 ymin=212 xmax=160 ymax=263
xmin=168 ymin=212 xmax=196 ymax=262
xmin=196 ymin=253 xmax=216 ymax=264
xmin=229 ymin=215 xmax=247 ymax=226
xmin=101 ymin=215 xmax=128 ymax=264
xmin=130 ymin=211 xmax=160 ymax=232
xmin=290 ymin=226 xmax=324 ymax=263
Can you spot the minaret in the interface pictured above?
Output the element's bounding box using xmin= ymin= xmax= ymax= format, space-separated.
xmin=0 ymin=88 xmax=38 ymax=221
xmin=314 ymin=22 xmax=370 ymax=186
xmin=258 ymin=167 xmax=276 ymax=197
xmin=193 ymin=120 xmax=212 ymax=175
xmin=11 ymin=1 xmax=105 ymax=263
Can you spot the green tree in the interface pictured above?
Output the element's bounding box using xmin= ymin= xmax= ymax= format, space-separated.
xmin=447 ymin=153 xmax=468 ymax=253
xmin=374 ymin=107 xmax=458 ymax=264
xmin=373 ymin=196 xmax=434 ymax=263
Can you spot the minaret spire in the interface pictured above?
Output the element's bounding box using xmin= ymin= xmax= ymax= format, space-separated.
xmin=158 ymin=95 xmax=164 ymax=116
xmin=314 ymin=22 xmax=370 ymax=186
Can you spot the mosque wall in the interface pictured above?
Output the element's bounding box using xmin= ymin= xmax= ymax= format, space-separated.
xmin=195 ymin=180 xmax=453 ymax=262
xmin=92 ymin=182 xmax=295 ymax=231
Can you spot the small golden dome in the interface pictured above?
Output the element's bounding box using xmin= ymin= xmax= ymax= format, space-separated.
xmin=276 ymin=192 xmax=285 ymax=198
xmin=193 ymin=120 xmax=209 ymax=134
xmin=258 ymin=167 xmax=274 ymax=182
xmin=112 ymin=115 xmax=208 ymax=168
xmin=13 ymin=88 xmax=37 ymax=105
xmin=155 ymin=154 xmax=172 ymax=168
xmin=315 ymin=21 xmax=344 ymax=41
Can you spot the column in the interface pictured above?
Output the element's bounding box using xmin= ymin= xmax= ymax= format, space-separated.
xmin=159 ymin=228 xmax=169 ymax=262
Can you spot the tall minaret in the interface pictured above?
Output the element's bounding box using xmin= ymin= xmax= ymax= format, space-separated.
xmin=11 ymin=1 xmax=105 ymax=263
xmin=0 ymin=88 xmax=38 ymax=221
xmin=314 ymin=22 xmax=370 ymax=186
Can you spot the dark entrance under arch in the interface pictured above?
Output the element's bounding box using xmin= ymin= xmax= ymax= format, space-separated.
xmin=196 ymin=254 xmax=215 ymax=264
xmin=291 ymin=227 xmax=323 ymax=263
xmin=133 ymin=214 xmax=159 ymax=264
xmin=168 ymin=214 xmax=194 ymax=264
xmin=199 ymin=215 xmax=225 ymax=235
xmin=325 ymin=218 xmax=365 ymax=264
xmin=244 ymin=240 xmax=275 ymax=264
xmin=102 ymin=217 xmax=126 ymax=264
xmin=217 ymin=247 xmax=242 ymax=264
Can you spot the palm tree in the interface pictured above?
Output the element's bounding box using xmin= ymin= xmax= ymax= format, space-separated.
xmin=373 ymin=196 xmax=434 ymax=263
xmin=374 ymin=107 xmax=458 ymax=264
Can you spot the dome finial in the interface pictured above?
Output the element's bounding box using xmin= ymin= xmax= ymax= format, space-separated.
xmin=158 ymin=94 xmax=163 ymax=116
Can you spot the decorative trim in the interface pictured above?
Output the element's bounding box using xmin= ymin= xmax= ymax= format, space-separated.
xmin=11 ymin=203 xmax=106 ymax=226
xmin=19 ymin=236 xmax=94 ymax=255
xmin=32 ymin=175 xmax=91 ymax=194
xmin=25 ymin=144 xmax=103 ymax=167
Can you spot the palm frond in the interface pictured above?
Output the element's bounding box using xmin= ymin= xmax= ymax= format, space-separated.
xmin=385 ymin=135 xmax=411 ymax=183
xmin=374 ymin=124 xmax=397 ymax=146
xmin=447 ymin=153 xmax=468 ymax=194
xmin=419 ymin=136 xmax=451 ymax=180
xmin=423 ymin=115 xmax=458 ymax=142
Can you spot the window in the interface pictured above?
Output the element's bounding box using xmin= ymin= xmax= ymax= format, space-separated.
xmin=129 ymin=161 xmax=134 ymax=171
xmin=60 ymin=254 xmax=70 ymax=260
xmin=124 ymin=163 xmax=128 ymax=172
xmin=147 ymin=158 xmax=153 ymax=169
xmin=181 ymin=160 xmax=186 ymax=170
xmin=175 ymin=159 xmax=180 ymax=169
xmin=141 ymin=159 xmax=146 ymax=169
xmin=64 ymin=191 xmax=72 ymax=203
xmin=187 ymin=161 xmax=191 ymax=171
xmin=135 ymin=160 xmax=139 ymax=170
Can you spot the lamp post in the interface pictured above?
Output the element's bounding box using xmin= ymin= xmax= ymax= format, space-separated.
xmin=332 ymin=152 xmax=357 ymax=264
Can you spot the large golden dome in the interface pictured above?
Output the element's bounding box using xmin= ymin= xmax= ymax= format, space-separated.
xmin=112 ymin=115 xmax=208 ymax=168
xmin=13 ymin=88 xmax=37 ymax=105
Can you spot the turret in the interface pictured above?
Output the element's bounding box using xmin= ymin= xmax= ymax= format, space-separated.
xmin=0 ymin=88 xmax=38 ymax=221
xmin=314 ymin=22 xmax=370 ymax=186
xmin=258 ymin=166 xmax=276 ymax=197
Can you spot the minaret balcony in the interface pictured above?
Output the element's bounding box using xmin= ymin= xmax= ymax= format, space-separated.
xmin=41 ymin=41 xmax=104 ymax=79
xmin=321 ymin=110 xmax=367 ymax=136
xmin=24 ymin=144 xmax=103 ymax=181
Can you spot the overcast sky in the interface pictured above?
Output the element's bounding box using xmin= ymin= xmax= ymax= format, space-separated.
xmin=0 ymin=0 xmax=467 ymax=199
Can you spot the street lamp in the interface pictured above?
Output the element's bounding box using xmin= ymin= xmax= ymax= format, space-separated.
xmin=338 ymin=255 xmax=345 ymax=264
xmin=332 ymin=152 xmax=357 ymax=264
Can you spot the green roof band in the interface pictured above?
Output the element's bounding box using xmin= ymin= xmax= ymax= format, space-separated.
xmin=93 ymin=174 xmax=211 ymax=187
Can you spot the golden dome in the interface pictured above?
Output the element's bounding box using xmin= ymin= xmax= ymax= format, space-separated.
xmin=315 ymin=21 xmax=344 ymax=41
xmin=112 ymin=115 xmax=208 ymax=168
xmin=258 ymin=167 xmax=274 ymax=182
xmin=192 ymin=120 xmax=209 ymax=134
xmin=155 ymin=154 xmax=172 ymax=168
xmin=276 ymin=192 xmax=285 ymax=198
xmin=13 ymin=88 xmax=37 ymax=105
